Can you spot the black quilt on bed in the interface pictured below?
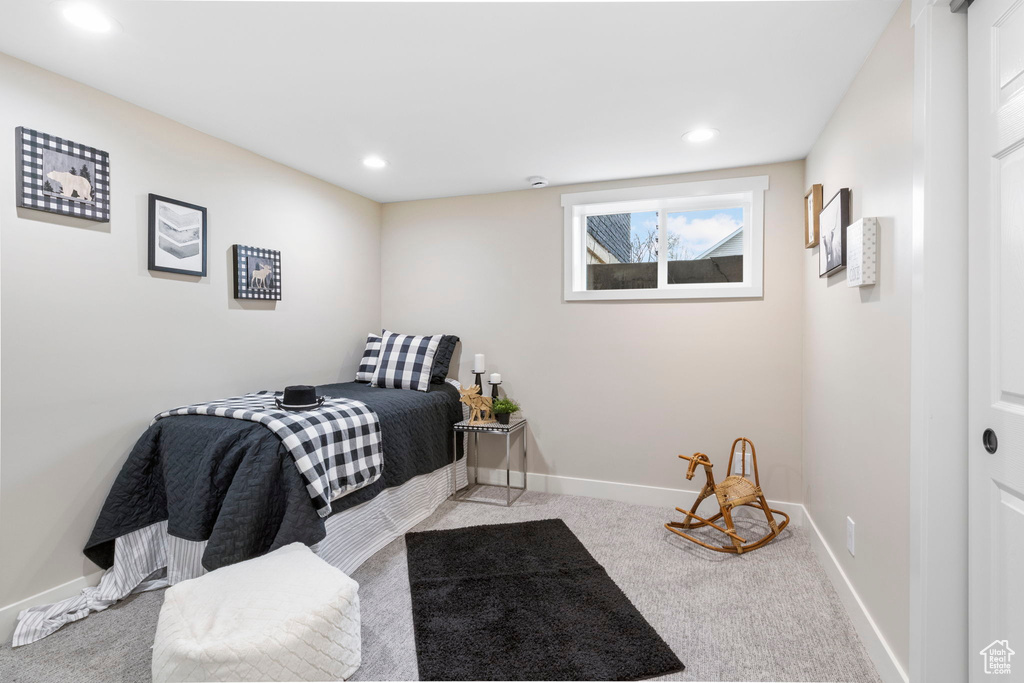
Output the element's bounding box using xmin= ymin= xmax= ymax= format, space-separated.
xmin=84 ymin=382 xmax=463 ymax=571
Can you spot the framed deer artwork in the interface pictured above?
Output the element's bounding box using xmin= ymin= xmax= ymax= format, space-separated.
xmin=233 ymin=244 xmax=282 ymax=300
xmin=148 ymin=194 xmax=208 ymax=277
xmin=819 ymin=188 xmax=850 ymax=278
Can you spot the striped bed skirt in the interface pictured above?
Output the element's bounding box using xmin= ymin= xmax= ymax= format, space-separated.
xmin=12 ymin=457 xmax=467 ymax=647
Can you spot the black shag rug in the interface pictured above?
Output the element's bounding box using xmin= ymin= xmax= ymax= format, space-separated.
xmin=405 ymin=518 xmax=684 ymax=681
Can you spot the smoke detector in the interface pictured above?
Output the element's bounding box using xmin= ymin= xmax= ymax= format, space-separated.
xmin=527 ymin=176 xmax=549 ymax=189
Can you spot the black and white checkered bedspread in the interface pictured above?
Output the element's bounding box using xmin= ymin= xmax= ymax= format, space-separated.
xmin=155 ymin=391 xmax=382 ymax=518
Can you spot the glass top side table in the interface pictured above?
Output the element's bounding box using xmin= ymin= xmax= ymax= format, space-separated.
xmin=452 ymin=415 xmax=527 ymax=506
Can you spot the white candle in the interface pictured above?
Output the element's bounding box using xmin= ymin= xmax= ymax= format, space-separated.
xmin=490 ymin=373 xmax=501 ymax=384
xmin=473 ymin=354 xmax=485 ymax=373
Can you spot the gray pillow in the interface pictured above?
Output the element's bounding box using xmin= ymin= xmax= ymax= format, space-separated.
xmin=430 ymin=335 xmax=460 ymax=384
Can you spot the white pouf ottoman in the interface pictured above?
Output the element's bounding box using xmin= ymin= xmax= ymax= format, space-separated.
xmin=152 ymin=543 xmax=361 ymax=682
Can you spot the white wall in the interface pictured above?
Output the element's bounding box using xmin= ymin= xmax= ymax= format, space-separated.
xmin=0 ymin=52 xmax=382 ymax=609
xmin=802 ymin=1 xmax=913 ymax=672
xmin=381 ymin=160 xmax=805 ymax=502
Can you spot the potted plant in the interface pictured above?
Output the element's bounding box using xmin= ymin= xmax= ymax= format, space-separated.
xmin=491 ymin=397 xmax=520 ymax=425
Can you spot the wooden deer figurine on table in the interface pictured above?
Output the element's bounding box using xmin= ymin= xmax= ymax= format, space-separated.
xmin=665 ymin=437 xmax=789 ymax=554
xmin=459 ymin=385 xmax=493 ymax=425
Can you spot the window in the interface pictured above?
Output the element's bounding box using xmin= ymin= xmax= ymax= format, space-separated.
xmin=562 ymin=176 xmax=768 ymax=300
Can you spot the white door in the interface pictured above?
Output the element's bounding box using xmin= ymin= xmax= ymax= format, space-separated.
xmin=969 ymin=0 xmax=1024 ymax=679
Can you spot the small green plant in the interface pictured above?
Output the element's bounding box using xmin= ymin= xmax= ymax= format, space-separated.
xmin=491 ymin=397 xmax=520 ymax=415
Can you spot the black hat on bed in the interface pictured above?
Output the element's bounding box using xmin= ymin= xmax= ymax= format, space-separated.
xmin=276 ymin=385 xmax=325 ymax=411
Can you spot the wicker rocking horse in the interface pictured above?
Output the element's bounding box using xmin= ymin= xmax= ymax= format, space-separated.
xmin=665 ymin=438 xmax=789 ymax=554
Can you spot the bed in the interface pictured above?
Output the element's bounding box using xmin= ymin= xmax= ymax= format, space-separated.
xmin=13 ymin=379 xmax=467 ymax=646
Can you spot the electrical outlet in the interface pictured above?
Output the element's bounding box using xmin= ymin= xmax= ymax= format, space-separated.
xmin=847 ymin=517 xmax=856 ymax=556
xmin=732 ymin=451 xmax=754 ymax=475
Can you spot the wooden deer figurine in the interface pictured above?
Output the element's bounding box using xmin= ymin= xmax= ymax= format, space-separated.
xmin=459 ymin=385 xmax=494 ymax=425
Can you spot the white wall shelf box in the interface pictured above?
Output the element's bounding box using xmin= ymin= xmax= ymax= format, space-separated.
xmin=847 ymin=217 xmax=878 ymax=287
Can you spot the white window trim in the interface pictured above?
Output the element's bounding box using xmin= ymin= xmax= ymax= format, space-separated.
xmin=561 ymin=175 xmax=769 ymax=301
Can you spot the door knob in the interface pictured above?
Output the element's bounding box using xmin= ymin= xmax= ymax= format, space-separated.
xmin=983 ymin=428 xmax=998 ymax=454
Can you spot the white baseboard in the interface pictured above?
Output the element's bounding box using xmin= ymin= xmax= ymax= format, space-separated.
xmin=473 ymin=466 xmax=906 ymax=683
xmin=789 ymin=510 xmax=908 ymax=683
xmin=0 ymin=569 xmax=104 ymax=643
xmin=472 ymin=466 xmax=805 ymax=525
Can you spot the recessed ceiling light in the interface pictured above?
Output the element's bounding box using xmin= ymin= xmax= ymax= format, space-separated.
xmin=683 ymin=128 xmax=719 ymax=143
xmin=61 ymin=2 xmax=116 ymax=33
xmin=362 ymin=156 xmax=388 ymax=169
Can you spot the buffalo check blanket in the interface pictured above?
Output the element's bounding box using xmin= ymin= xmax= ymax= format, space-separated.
xmin=154 ymin=391 xmax=382 ymax=518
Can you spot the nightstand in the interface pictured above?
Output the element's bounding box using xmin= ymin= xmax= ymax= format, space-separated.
xmin=452 ymin=416 xmax=527 ymax=506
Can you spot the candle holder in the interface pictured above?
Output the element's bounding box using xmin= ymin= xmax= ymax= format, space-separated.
xmin=488 ymin=380 xmax=502 ymax=400
xmin=473 ymin=372 xmax=485 ymax=391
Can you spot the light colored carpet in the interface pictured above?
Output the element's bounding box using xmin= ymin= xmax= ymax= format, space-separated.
xmin=0 ymin=487 xmax=882 ymax=683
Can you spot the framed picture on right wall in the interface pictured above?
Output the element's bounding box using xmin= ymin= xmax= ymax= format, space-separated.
xmin=804 ymin=184 xmax=822 ymax=248
xmin=819 ymin=188 xmax=850 ymax=278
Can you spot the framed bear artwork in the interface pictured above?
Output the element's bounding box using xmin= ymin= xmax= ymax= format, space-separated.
xmin=15 ymin=127 xmax=110 ymax=222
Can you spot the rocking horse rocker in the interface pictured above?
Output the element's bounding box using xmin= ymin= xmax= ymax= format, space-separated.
xmin=665 ymin=438 xmax=789 ymax=554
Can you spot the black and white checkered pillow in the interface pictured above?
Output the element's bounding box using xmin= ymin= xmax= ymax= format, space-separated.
xmin=355 ymin=333 xmax=382 ymax=382
xmin=371 ymin=330 xmax=442 ymax=392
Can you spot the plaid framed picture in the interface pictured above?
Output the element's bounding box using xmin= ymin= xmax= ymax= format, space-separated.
xmin=16 ymin=126 xmax=110 ymax=222
xmin=233 ymin=244 xmax=282 ymax=300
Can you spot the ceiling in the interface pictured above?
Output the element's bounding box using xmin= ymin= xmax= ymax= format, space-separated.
xmin=0 ymin=1 xmax=900 ymax=203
